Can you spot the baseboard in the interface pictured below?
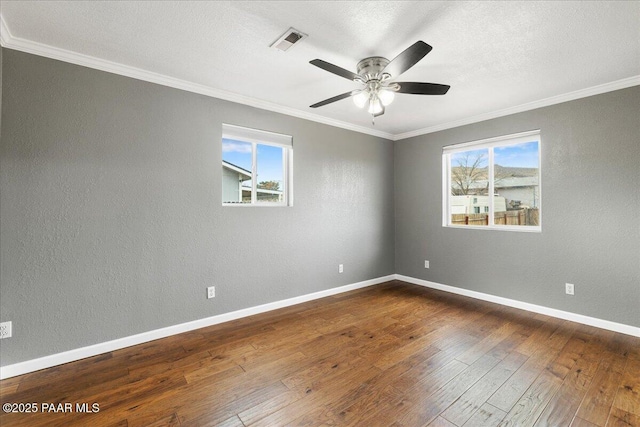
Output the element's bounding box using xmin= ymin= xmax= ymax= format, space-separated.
xmin=0 ymin=275 xmax=395 ymax=380
xmin=2 ymin=273 xmax=637 ymax=379
xmin=395 ymin=274 xmax=640 ymax=338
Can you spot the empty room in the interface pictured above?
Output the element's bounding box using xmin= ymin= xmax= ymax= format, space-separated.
xmin=0 ymin=1 xmax=639 ymax=426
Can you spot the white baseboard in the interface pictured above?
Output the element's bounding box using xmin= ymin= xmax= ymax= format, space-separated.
xmin=2 ymin=273 xmax=637 ymax=379
xmin=0 ymin=275 xmax=394 ymax=380
xmin=395 ymin=274 xmax=640 ymax=338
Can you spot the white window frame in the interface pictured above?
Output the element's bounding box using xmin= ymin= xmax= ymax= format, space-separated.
xmin=222 ymin=124 xmax=293 ymax=207
xmin=442 ymin=130 xmax=541 ymax=232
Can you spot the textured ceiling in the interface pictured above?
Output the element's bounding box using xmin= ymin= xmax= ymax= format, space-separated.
xmin=1 ymin=1 xmax=639 ymax=139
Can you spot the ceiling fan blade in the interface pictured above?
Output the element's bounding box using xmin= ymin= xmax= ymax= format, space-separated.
xmin=382 ymin=41 xmax=433 ymax=78
xmin=310 ymin=59 xmax=360 ymax=81
xmin=394 ymin=82 xmax=450 ymax=95
xmin=310 ymin=90 xmax=357 ymax=108
xmin=373 ymin=106 xmax=385 ymax=117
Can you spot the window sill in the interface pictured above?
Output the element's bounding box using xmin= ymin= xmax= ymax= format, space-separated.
xmin=222 ymin=203 xmax=292 ymax=207
xmin=443 ymin=224 xmax=541 ymax=233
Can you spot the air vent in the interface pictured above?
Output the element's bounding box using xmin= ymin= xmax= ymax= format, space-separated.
xmin=270 ymin=27 xmax=307 ymax=52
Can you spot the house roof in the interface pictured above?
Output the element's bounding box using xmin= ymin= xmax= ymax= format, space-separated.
xmin=222 ymin=160 xmax=251 ymax=180
xmin=453 ymin=176 xmax=539 ymax=190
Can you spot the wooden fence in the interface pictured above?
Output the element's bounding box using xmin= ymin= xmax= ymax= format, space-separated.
xmin=452 ymin=208 xmax=539 ymax=226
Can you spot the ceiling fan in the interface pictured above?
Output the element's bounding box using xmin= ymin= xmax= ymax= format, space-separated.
xmin=309 ymin=41 xmax=450 ymax=122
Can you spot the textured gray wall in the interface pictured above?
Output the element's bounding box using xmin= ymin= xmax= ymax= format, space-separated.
xmin=395 ymin=86 xmax=640 ymax=327
xmin=0 ymin=49 xmax=395 ymax=365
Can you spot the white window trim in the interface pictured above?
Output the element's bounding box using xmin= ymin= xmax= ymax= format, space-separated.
xmin=442 ymin=130 xmax=542 ymax=232
xmin=222 ymin=124 xmax=293 ymax=207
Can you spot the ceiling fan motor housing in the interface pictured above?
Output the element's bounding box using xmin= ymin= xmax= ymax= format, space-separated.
xmin=356 ymin=57 xmax=390 ymax=80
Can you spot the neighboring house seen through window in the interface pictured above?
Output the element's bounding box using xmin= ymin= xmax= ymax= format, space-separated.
xmin=222 ymin=124 xmax=293 ymax=206
xmin=443 ymin=130 xmax=541 ymax=231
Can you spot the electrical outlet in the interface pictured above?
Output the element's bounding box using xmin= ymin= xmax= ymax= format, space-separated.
xmin=207 ymin=286 xmax=215 ymax=299
xmin=565 ymin=283 xmax=575 ymax=295
xmin=339 ymin=264 xmax=344 ymax=273
xmin=0 ymin=321 xmax=12 ymax=339
xmin=425 ymin=260 xmax=430 ymax=269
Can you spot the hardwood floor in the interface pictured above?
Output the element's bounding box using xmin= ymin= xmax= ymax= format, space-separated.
xmin=1 ymin=280 xmax=638 ymax=426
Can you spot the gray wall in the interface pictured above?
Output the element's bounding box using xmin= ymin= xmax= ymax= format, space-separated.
xmin=0 ymin=49 xmax=395 ymax=365
xmin=395 ymin=86 xmax=640 ymax=327
xmin=1 ymin=46 xmax=637 ymax=368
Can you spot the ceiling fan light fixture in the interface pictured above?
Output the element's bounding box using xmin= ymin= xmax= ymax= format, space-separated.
xmin=378 ymin=88 xmax=395 ymax=106
xmin=353 ymin=91 xmax=369 ymax=108
xmin=368 ymin=96 xmax=383 ymax=115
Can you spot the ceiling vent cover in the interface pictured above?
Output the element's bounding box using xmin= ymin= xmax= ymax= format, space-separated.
xmin=270 ymin=27 xmax=307 ymax=52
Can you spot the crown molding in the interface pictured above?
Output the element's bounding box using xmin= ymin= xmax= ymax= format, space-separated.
xmin=0 ymin=15 xmax=393 ymax=141
xmin=0 ymin=14 xmax=11 ymax=46
xmin=2 ymin=14 xmax=638 ymax=142
xmin=393 ymin=75 xmax=640 ymax=141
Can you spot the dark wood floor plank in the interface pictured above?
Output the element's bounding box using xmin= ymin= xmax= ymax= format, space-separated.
xmin=332 ymin=344 xmax=446 ymax=425
xmin=393 ymin=354 xmax=502 ymax=426
xmin=237 ymin=387 xmax=304 ymax=425
xmin=372 ymin=325 xmax=452 ymax=370
xmin=342 ymin=360 xmax=469 ymax=427
xmin=612 ymin=355 xmax=640 ymax=417
xmin=575 ymin=351 xmax=627 ymax=426
xmin=428 ymin=417 xmax=458 ymax=427
xmin=388 ymin=342 xmax=473 ymax=394
xmin=606 ymin=407 xmax=640 ymax=427
xmin=533 ymin=329 xmax=608 ymax=427
xmin=281 ymin=352 xmax=365 ymax=394
xmin=442 ymin=351 xmax=528 ymax=426
xmin=455 ymin=321 xmax=520 ymax=365
xmin=545 ymin=330 xmax=590 ymax=380
xmin=128 ymin=412 xmax=180 ymax=427
xmin=215 ymin=415 xmax=246 ymax=427
xmin=325 ymin=380 xmax=399 ymax=426
xmin=238 ymin=340 xmax=313 ymax=371
xmin=182 ymin=361 xmax=245 ymax=385
xmin=462 ymin=403 xmax=508 ymax=427
xmin=571 ymin=417 xmax=601 ymax=427
xmin=249 ymin=365 xmax=382 ymax=427
xmin=176 ymin=381 xmax=287 ymax=426
xmin=514 ymin=320 xmax=563 ymax=357
xmin=487 ymin=321 xmax=575 ymax=412
xmin=1 ymin=280 xmax=638 ymax=427
xmin=497 ymin=370 xmax=563 ymax=427
xmin=0 ymin=375 xmax=22 ymax=395
xmin=335 ymin=334 xmax=478 ymax=426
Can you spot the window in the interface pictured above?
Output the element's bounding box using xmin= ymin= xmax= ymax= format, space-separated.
xmin=222 ymin=124 xmax=293 ymax=206
xmin=443 ymin=130 xmax=541 ymax=231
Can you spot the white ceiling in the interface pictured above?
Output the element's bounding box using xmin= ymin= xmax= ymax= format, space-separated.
xmin=1 ymin=1 xmax=639 ymax=140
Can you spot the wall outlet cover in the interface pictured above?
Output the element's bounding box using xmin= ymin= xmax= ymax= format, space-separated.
xmin=565 ymin=283 xmax=575 ymax=295
xmin=0 ymin=321 xmax=12 ymax=339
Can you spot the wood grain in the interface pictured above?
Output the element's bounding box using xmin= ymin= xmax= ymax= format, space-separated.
xmin=0 ymin=280 xmax=638 ymax=427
